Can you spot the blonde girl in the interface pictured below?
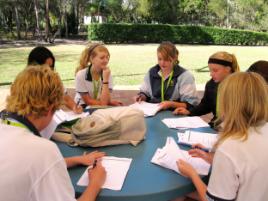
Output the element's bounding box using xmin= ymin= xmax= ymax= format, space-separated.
xmin=177 ymin=72 xmax=268 ymax=201
xmin=75 ymin=43 xmax=122 ymax=107
xmin=174 ymin=51 xmax=240 ymax=128
xmin=136 ymin=41 xmax=199 ymax=111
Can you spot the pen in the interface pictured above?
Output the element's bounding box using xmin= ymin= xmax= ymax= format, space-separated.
xmin=178 ymin=142 xmax=210 ymax=153
xmin=88 ymin=160 xmax=97 ymax=170
xmin=195 ymin=146 xmax=210 ymax=153
xmin=76 ymin=98 xmax=81 ymax=107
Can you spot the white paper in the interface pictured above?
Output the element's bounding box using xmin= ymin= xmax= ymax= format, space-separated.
xmin=129 ymin=101 xmax=161 ymax=117
xmin=40 ymin=109 xmax=89 ymax=139
xmin=162 ymin=116 xmax=209 ymax=129
xmin=77 ymin=156 xmax=132 ymax=191
xmin=151 ymin=137 xmax=210 ymax=175
xmin=53 ymin=109 xmax=89 ymax=122
xmin=177 ymin=130 xmax=218 ymax=149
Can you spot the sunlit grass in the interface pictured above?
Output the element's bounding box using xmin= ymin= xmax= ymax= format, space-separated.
xmin=1 ymin=44 xmax=268 ymax=88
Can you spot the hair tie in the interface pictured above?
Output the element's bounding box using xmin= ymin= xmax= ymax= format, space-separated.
xmin=208 ymin=58 xmax=232 ymax=67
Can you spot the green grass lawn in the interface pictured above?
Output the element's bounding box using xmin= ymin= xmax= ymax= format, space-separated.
xmin=1 ymin=43 xmax=268 ymax=88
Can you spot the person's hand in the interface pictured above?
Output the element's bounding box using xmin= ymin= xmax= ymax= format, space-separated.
xmin=79 ymin=151 xmax=106 ymax=166
xmin=188 ymin=143 xmax=214 ymax=164
xmin=109 ymin=100 xmax=123 ymax=106
xmin=177 ymin=159 xmax=198 ymax=179
xmin=159 ymin=101 xmax=173 ymax=110
xmin=72 ymin=104 xmax=83 ymax=114
xmin=102 ymin=67 xmax=111 ymax=83
xmin=135 ymin=94 xmax=146 ymax=102
xmin=88 ymin=161 xmax=106 ymax=189
xmin=173 ymin=107 xmax=190 ymax=115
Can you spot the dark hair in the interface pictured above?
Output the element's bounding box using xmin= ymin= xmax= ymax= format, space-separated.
xmin=27 ymin=46 xmax=55 ymax=69
xmin=247 ymin=60 xmax=268 ymax=84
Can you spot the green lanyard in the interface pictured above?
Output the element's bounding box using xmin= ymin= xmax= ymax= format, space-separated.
xmin=161 ymin=70 xmax=174 ymax=102
xmin=2 ymin=119 xmax=28 ymax=129
xmin=93 ymin=79 xmax=101 ymax=99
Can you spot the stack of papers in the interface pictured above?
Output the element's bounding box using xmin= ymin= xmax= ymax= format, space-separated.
xmin=178 ymin=130 xmax=218 ymax=149
xmin=77 ymin=156 xmax=132 ymax=191
xmin=40 ymin=109 xmax=89 ymax=139
xmin=151 ymin=137 xmax=210 ymax=175
xmin=129 ymin=101 xmax=161 ymax=117
xmin=162 ymin=116 xmax=209 ymax=129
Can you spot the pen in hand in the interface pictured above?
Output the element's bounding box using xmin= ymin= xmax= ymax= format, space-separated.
xmin=88 ymin=160 xmax=98 ymax=170
xmin=73 ymin=98 xmax=83 ymax=114
xmin=77 ymin=98 xmax=81 ymax=107
xmin=191 ymin=144 xmax=210 ymax=153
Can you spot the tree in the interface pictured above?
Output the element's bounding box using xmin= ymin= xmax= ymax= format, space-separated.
xmin=33 ymin=0 xmax=41 ymax=39
xmin=179 ymin=0 xmax=209 ymax=25
xmin=208 ymin=0 xmax=229 ymax=27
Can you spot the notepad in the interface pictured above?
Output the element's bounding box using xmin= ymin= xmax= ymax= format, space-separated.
xmin=40 ymin=109 xmax=89 ymax=139
xmin=177 ymin=130 xmax=218 ymax=149
xmin=162 ymin=116 xmax=209 ymax=129
xmin=151 ymin=137 xmax=210 ymax=175
xmin=77 ymin=156 xmax=132 ymax=191
xmin=129 ymin=101 xmax=161 ymax=117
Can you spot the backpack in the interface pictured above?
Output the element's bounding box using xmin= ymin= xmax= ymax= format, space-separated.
xmin=53 ymin=107 xmax=146 ymax=147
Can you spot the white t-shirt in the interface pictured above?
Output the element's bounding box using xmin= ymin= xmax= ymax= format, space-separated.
xmin=0 ymin=123 xmax=76 ymax=201
xmin=207 ymin=122 xmax=268 ymax=201
xmin=75 ymin=67 xmax=113 ymax=105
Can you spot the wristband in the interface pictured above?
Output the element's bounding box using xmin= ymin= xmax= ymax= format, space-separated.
xmin=102 ymin=82 xmax=109 ymax=84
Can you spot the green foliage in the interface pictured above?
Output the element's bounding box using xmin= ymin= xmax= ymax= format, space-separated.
xmin=88 ymin=23 xmax=268 ymax=45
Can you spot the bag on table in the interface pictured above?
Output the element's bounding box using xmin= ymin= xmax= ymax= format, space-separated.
xmin=53 ymin=107 xmax=146 ymax=147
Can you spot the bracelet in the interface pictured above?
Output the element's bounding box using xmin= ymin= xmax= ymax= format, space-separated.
xmin=102 ymin=82 xmax=109 ymax=84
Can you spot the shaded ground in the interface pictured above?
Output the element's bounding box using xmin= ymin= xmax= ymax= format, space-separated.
xmin=0 ymin=39 xmax=89 ymax=49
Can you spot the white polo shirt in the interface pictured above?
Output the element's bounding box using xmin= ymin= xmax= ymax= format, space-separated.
xmin=0 ymin=123 xmax=76 ymax=201
xmin=207 ymin=122 xmax=268 ymax=201
xmin=75 ymin=66 xmax=113 ymax=105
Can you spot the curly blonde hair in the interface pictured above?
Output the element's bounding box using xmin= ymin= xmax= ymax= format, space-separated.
xmin=214 ymin=72 xmax=268 ymax=149
xmin=75 ymin=43 xmax=110 ymax=74
xmin=6 ymin=66 xmax=64 ymax=117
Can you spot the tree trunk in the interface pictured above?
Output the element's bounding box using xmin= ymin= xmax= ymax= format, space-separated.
xmin=64 ymin=0 xmax=68 ymax=38
xmin=33 ymin=0 xmax=41 ymax=40
xmin=45 ymin=0 xmax=51 ymax=42
xmin=14 ymin=5 xmax=21 ymax=40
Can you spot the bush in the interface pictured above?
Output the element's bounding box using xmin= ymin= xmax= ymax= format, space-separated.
xmin=88 ymin=23 xmax=268 ymax=45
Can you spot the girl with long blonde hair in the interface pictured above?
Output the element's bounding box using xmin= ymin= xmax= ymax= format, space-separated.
xmin=75 ymin=43 xmax=122 ymax=107
xmin=177 ymin=72 xmax=268 ymax=201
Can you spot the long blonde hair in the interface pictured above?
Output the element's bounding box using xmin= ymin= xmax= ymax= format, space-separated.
xmin=6 ymin=66 xmax=64 ymax=117
xmin=75 ymin=43 xmax=110 ymax=74
xmin=209 ymin=51 xmax=240 ymax=73
xmin=214 ymin=72 xmax=268 ymax=149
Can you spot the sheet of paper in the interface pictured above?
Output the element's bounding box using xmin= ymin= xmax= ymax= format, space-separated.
xmin=40 ymin=109 xmax=89 ymax=139
xmin=77 ymin=156 xmax=132 ymax=191
xmin=129 ymin=101 xmax=160 ymax=117
xmin=182 ymin=151 xmax=211 ymax=175
xmin=177 ymin=130 xmax=218 ymax=149
xmin=162 ymin=116 xmax=209 ymax=129
xmin=63 ymin=110 xmax=89 ymax=121
xmin=40 ymin=117 xmax=60 ymax=139
xmin=151 ymin=137 xmax=210 ymax=175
